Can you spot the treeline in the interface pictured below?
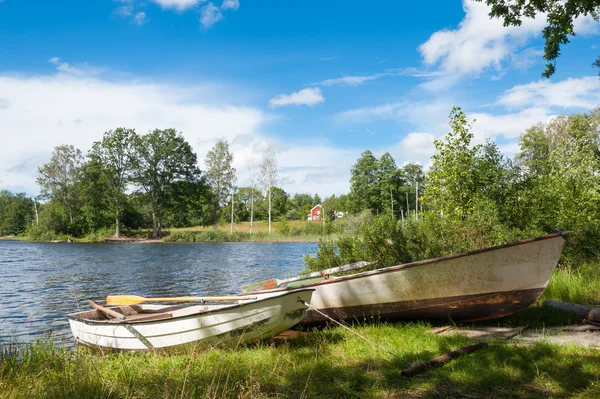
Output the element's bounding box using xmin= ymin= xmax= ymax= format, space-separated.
xmin=0 ymin=128 xmax=327 ymax=240
xmin=306 ymin=106 xmax=600 ymax=271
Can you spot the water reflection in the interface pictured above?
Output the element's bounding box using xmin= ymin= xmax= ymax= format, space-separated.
xmin=0 ymin=240 xmax=316 ymax=346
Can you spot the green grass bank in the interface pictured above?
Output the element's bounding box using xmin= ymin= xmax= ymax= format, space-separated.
xmin=2 ymin=265 xmax=600 ymax=398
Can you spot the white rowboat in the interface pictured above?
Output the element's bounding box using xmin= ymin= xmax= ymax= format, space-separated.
xmin=67 ymin=288 xmax=314 ymax=351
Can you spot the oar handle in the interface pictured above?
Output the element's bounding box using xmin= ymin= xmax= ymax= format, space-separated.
xmin=150 ymin=296 xmax=250 ymax=302
xmin=88 ymin=299 xmax=125 ymax=319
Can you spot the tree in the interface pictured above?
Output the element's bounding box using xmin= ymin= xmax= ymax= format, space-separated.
xmin=475 ymin=0 xmax=600 ymax=77
xmin=349 ymin=150 xmax=379 ymax=213
xmin=204 ymin=140 xmax=236 ymax=227
xmin=0 ymin=191 xmax=34 ymax=235
xmin=89 ymin=128 xmax=137 ymax=237
xmin=260 ymin=144 xmax=277 ymax=234
xmin=37 ymin=145 xmax=83 ymax=226
xmin=270 ymin=186 xmax=289 ymax=219
xmin=132 ymin=129 xmax=200 ymax=237
xmin=425 ymin=106 xmax=480 ymax=217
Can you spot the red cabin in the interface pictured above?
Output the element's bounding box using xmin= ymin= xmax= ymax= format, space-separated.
xmin=308 ymin=204 xmax=322 ymax=222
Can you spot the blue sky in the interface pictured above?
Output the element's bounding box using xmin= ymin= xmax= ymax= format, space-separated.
xmin=0 ymin=0 xmax=599 ymax=196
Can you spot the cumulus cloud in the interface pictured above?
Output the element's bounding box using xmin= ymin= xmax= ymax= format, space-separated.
xmin=0 ymin=72 xmax=270 ymax=194
xmin=221 ymin=0 xmax=239 ymax=11
xmin=268 ymin=88 xmax=324 ymax=108
xmin=133 ymin=12 xmax=147 ymax=25
xmin=200 ymin=3 xmax=223 ymax=28
xmin=152 ymin=0 xmax=199 ymax=11
xmin=496 ymin=77 xmax=600 ymax=110
xmin=49 ymin=57 xmax=83 ymax=75
xmin=419 ymin=0 xmax=546 ymax=76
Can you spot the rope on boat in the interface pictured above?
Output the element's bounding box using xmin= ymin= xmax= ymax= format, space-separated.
xmin=299 ymin=300 xmax=412 ymax=366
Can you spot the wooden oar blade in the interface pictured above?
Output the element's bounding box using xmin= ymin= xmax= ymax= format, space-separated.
xmin=240 ymin=279 xmax=280 ymax=293
xmin=106 ymin=295 xmax=145 ymax=306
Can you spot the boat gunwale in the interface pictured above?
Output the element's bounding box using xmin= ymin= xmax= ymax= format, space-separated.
xmin=249 ymin=232 xmax=566 ymax=293
xmin=67 ymin=288 xmax=315 ymax=326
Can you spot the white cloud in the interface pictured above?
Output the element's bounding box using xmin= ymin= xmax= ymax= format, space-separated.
xmin=419 ymin=0 xmax=546 ymax=76
xmin=268 ymin=88 xmax=324 ymax=108
xmin=221 ymin=0 xmax=239 ymax=11
xmin=0 ymin=72 xmax=270 ymax=195
xmin=391 ymin=132 xmax=437 ymax=167
xmin=321 ymin=74 xmax=383 ymax=87
xmin=49 ymin=57 xmax=82 ymax=76
xmin=469 ymin=107 xmax=555 ymax=141
xmin=497 ymin=77 xmax=600 ymax=110
xmin=114 ymin=5 xmax=134 ymax=17
xmin=200 ymin=3 xmax=222 ymax=28
xmin=133 ymin=12 xmax=147 ymax=25
xmin=574 ymin=14 xmax=600 ymax=35
xmin=152 ymin=0 xmax=199 ymax=11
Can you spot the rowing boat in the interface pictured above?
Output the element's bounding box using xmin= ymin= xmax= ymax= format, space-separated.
xmin=243 ymin=233 xmax=566 ymax=325
xmin=67 ymin=289 xmax=314 ymax=351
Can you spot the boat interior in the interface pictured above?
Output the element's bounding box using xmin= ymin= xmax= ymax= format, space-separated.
xmin=68 ymin=302 xmax=238 ymax=323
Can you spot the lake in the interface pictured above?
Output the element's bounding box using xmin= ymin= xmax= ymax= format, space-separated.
xmin=0 ymin=240 xmax=317 ymax=346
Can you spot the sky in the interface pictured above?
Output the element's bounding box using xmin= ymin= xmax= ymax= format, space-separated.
xmin=0 ymin=0 xmax=599 ymax=197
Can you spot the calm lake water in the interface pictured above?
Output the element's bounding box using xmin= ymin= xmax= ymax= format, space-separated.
xmin=0 ymin=240 xmax=317 ymax=346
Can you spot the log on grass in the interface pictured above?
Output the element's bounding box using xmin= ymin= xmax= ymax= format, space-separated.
xmin=542 ymin=300 xmax=600 ymax=323
xmin=401 ymin=342 xmax=488 ymax=378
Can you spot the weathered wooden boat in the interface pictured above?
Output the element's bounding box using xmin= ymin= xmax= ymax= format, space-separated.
xmin=67 ymin=288 xmax=314 ymax=351
xmin=243 ymin=232 xmax=566 ymax=325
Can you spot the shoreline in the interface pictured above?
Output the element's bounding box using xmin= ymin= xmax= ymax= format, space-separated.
xmin=0 ymin=235 xmax=322 ymax=244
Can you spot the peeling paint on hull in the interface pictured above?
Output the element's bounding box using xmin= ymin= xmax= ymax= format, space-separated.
xmin=251 ymin=233 xmax=566 ymax=325
xmin=302 ymin=288 xmax=545 ymax=326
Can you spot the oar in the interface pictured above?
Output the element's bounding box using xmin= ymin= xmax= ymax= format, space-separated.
xmin=88 ymin=299 xmax=125 ymax=319
xmin=240 ymin=260 xmax=378 ymax=293
xmin=105 ymin=295 xmax=256 ymax=306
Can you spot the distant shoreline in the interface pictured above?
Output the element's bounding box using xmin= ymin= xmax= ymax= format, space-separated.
xmin=0 ymin=235 xmax=322 ymax=244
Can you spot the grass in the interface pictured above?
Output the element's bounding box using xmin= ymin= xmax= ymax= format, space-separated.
xmin=2 ymin=265 xmax=600 ymax=398
xmin=1 ymin=322 xmax=599 ymax=398
xmin=4 ymin=220 xmax=338 ymax=243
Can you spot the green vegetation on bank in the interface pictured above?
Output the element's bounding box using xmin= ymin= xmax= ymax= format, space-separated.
xmin=2 ymin=265 xmax=600 ymax=398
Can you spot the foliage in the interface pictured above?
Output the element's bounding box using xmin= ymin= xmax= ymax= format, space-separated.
xmin=204 ymin=140 xmax=236 ymax=226
xmin=475 ymin=0 xmax=600 ymax=77
xmin=36 ymin=145 xmax=84 ymax=227
xmin=88 ymin=128 xmax=137 ymax=237
xmin=0 ymin=191 xmax=34 ymax=236
xmin=349 ymin=150 xmax=410 ymax=216
xmin=259 ymin=144 xmax=278 ymax=234
xmin=132 ymin=129 xmax=201 ymax=237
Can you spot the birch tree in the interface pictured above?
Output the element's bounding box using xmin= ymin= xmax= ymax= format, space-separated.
xmin=37 ymin=145 xmax=83 ymax=225
xmin=205 ymin=140 xmax=236 ymax=227
xmin=260 ymin=145 xmax=277 ymax=235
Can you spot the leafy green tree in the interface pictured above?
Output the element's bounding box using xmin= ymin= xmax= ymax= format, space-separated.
xmin=270 ymin=186 xmax=289 ymax=219
xmin=425 ymin=106 xmax=480 ymax=217
xmin=78 ymin=159 xmax=112 ymax=233
xmin=475 ymin=0 xmax=600 ymax=77
xmin=37 ymin=145 xmax=83 ymax=227
xmin=132 ymin=129 xmax=200 ymax=237
xmin=349 ymin=150 xmax=380 ymax=212
xmin=89 ymin=128 xmax=137 ymax=237
xmin=0 ymin=191 xmax=34 ymax=235
xmin=204 ymin=140 xmax=236 ymax=227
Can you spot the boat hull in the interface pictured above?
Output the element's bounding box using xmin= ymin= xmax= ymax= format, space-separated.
xmin=68 ymin=289 xmax=313 ymax=351
xmin=251 ymin=233 xmax=566 ymax=325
